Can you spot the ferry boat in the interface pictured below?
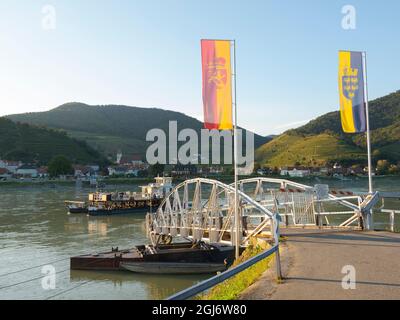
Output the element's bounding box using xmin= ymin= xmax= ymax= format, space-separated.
xmin=65 ymin=176 xmax=173 ymax=216
xmin=65 ymin=201 xmax=88 ymax=214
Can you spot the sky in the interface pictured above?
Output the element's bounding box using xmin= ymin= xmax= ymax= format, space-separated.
xmin=0 ymin=0 xmax=400 ymax=135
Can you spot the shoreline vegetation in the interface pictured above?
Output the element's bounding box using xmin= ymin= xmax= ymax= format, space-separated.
xmin=0 ymin=177 xmax=154 ymax=187
xmin=0 ymin=173 xmax=398 ymax=187
xmin=199 ymin=238 xmax=273 ymax=300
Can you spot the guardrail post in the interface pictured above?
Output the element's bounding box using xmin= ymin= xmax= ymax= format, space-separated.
xmin=362 ymin=210 xmax=372 ymax=230
xmin=367 ymin=209 xmax=374 ymax=230
xmin=390 ymin=210 xmax=395 ymax=233
xmin=272 ymin=212 xmax=282 ymax=281
xmin=275 ymin=246 xmax=282 ymax=281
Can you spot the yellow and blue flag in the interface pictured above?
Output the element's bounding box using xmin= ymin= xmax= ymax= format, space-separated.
xmin=338 ymin=51 xmax=366 ymax=133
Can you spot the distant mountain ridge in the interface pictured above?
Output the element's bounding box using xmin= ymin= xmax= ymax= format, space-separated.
xmin=256 ymin=90 xmax=400 ymax=167
xmin=7 ymin=103 xmax=271 ymax=160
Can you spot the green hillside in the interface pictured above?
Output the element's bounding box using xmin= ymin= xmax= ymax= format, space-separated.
xmin=256 ymin=90 xmax=400 ymax=167
xmin=255 ymin=133 xmax=365 ymax=167
xmin=7 ymin=103 xmax=270 ymax=160
xmin=0 ymin=117 xmax=105 ymax=165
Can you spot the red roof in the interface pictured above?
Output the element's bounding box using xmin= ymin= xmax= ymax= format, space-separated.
xmin=38 ymin=167 xmax=48 ymax=174
xmin=119 ymin=154 xmax=143 ymax=163
xmin=0 ymin=168 xmax=10 ymax=174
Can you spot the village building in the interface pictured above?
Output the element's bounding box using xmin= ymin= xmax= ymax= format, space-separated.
xmin=107 ymin=166 xmax=139 ymax=176
xmin=0 ymin=160 xmax=22 ymax=173
xmin=320 ymin=167 xmax=329 ymax=175
xmin=37 ymin=166 xmax=49 ymax=178
xmin=0 ymin=168 xmax=12 ymax=180
xmin=16 ymin=165 xmax=38 ymax=178
xmin=116 ymin=152 xmax=148 ymax=170
xmin=171 ymin=164 xmax=198 ymax=176
xmin=74 ymin=165 xmax=98 ymax=178
xmin=256 ymin=167 xmax=273 ymax=176
xmin=125 ymin=166 xmax=139 ymax=176
xmin=256 ymin=169 xmax=264 ymax=175
xmin=347 ymin=165 xmax=365 ymax=175
xmin=280 ymin=167 xmax=311 ymax=178
xmin=108 ymin=166 xmax=124 ymax=176
xmin=87 ymin=164 xmax=100 ymax=172
xmin=198 ymin=166 xmax=224 ymax=175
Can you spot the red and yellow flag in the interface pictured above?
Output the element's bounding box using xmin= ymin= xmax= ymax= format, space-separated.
xmin=201 ymin=40 xmax=233 ymax=130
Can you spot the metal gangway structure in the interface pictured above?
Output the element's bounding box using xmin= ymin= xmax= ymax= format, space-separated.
xmin=145 ymin=177 xmax=400 ymax=247
xmin=144 ymin=177 xmax=400 ymax=300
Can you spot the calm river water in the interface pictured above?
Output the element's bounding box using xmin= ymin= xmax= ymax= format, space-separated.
xmin=0 ymin=177 xmax=399 ymax=300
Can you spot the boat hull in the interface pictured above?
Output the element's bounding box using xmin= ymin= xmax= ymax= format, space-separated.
xmin=88 ymin=206 xmax=150 ymax=216
xmin=120 ymin=262 xmax=226 ymax=274
xmin=68 ymin=207 xmax=88 ymax=214
xmin=70 ymin=243 xmax=237 ymax=271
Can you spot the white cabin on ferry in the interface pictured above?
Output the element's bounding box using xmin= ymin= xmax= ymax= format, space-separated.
xmin=141 ymin=176 xmax=173 ymax=199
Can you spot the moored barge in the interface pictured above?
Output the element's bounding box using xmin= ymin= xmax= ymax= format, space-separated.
xmin=70 ymin=241 xmax=236 ymax=273
xmin=65 ymin=176 xmax=173 ymax=216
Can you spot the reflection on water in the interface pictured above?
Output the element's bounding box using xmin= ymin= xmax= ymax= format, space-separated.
xmin=69 ymin=270 xmax=209 ymax=300
xmin=0 ymin=177 xmax=399 ymax=299
xmin=87 ymin=220 xmax=109 ymax=237
xmin=0 ymin=182 xmax=205 ymax=300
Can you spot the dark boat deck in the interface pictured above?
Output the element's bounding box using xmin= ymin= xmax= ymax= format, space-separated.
xmin=70 ymin=243 xmax=237 ymax=271
xmin=71 ymin=248 xmax=144 ymax=271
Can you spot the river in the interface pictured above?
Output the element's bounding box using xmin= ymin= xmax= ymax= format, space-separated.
xmin=0 ymin=176 xmax=399 ymax=300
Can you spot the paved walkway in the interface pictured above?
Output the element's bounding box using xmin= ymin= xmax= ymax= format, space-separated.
xmin=240 ymin=229 xmax=400 ymax=300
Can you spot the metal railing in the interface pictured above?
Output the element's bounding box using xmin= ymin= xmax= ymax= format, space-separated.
xmin=375 ymin=209 xmax=400 ymax=233
xmin=167 ymin=244 xmax=279 ymax=300
xmin=371 ymin=192 xmax=400 ymax=232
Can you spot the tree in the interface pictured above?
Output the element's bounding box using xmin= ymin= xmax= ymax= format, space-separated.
xmin=48 ymin=155 xmax=73 ymax=177
xmin=372 ymin=149 xmax=381 ymax=161
xmin=149 ymin=163 xmax=165 ymax=177
xmin=376 ymin=159 xmax=390 ymax=175
xmin=137 ymin=169 xmax=149 ymax=177
xmin=388 ymin=164 xmax=399 ymax=175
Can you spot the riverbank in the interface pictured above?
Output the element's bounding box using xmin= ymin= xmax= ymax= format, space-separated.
xmin=1 ymin=174 xmax=399 ymax=188
xmin=0 ymin=177 xmax=154 ymax=187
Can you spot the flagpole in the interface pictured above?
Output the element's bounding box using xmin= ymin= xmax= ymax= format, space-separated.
xmin=362 ymin=51 xmax=373 ymax=194
xmin=232 ymin=39 xmax=240 ymax=260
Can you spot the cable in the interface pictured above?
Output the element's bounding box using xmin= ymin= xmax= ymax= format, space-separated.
xmin=0 ymin=268 xmax=69 ymax=290
xmin=0 ymin=257 xmax=70 ymax=278
xmin=0 ymin=245 xmax=120 ymax=278
xmin=45 ymin=278 xmax=96 ymax=300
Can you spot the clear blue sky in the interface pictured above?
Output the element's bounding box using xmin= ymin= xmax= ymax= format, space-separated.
xmin=1 ymin=0 xmax=399 ymax=135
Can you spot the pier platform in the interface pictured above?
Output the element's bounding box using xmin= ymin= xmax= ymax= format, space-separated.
xmin=240 ymin=229 xmax=400 ymax=300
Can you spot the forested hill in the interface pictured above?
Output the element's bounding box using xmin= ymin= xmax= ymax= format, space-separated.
xmin=7 ymin=103 xmax=271 ymax=158
xmin=0 ymin=117 xmax=105 ymax=165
